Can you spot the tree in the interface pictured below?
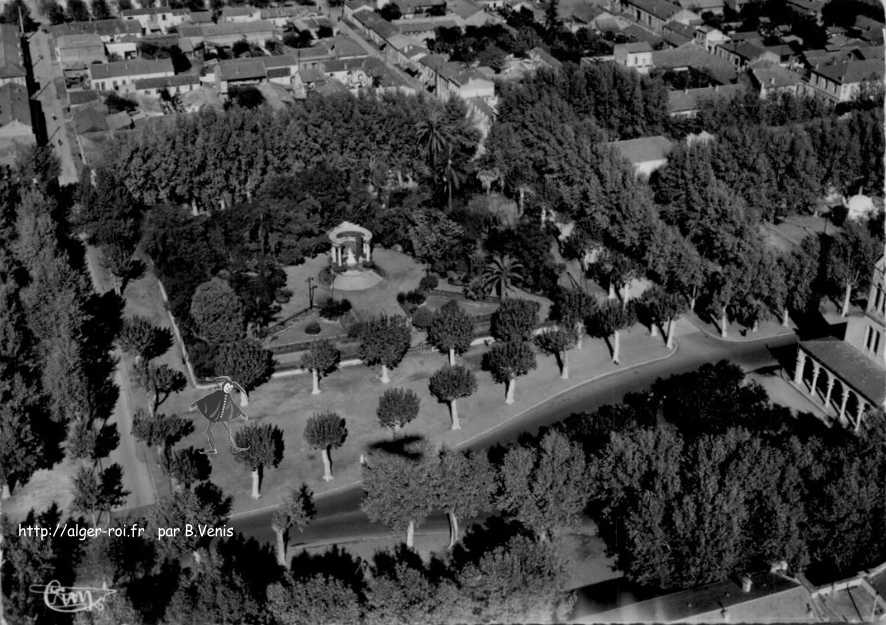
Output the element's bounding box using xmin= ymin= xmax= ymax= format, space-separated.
xmin=496 ymin=432 xmax=588 ymax=540
xmin=267 ymin=574 xmax=360 ymax=625
xmin=638 ymin=285 xmax=685 ymax=349
xmin=150 ymin=482 xmax=231 ymax=564
xmin=415 ymin=108 xmax=454 ymax=170
xmin=132 ymin=410 xmax=193 ymax=460
xmin=483 ymin=340 xmax=536 ymax=404
xmin=824 ymin=222 xmax=881 ymax=316
xmin=118 ymin=316 xmax=172 ymax=364
xmin=481 ymin=253 xmax=526 ymax=300
xmin=234 ymin=424 xmax=284 ymax=499
xmin=784 ymin=235 xmax=821 ymax=320
xmin=1 ymin=0 xmax=36 ymax=30
xmin=72 ymin=464 xmax=128 ymax=526
xmin=544 ymin=0 xmax=560 ymax=32
xmin=550 ymin=287 xmax=595 ymax=350
xmin=143 ymin=363 xmax=187 ymax=416
xmin=67 ymin=0 xmax=91 ymax=21
xmin=213 ymin=338 xmax=273 ymax=391
xmin=454 ymin=534 xmax=572 ymax=623
xmin=39 ymin=0 xmax=66 ymax=24
xmin=534 ymin=327 xmax=575 ymax=379
xmin=427 ymin=300 xmax=473 ymax=365
xmin=299 ymin=339 xmax=340 ymax=395
xmin=189 ymin=277 xmax=246 ymax=344
xmin=91 ymin=0 xmax=112 ymax=19
xmin=164 ymin=446 xmax=211 ymax=491
xmin=377 ymin=387 xmax=420 ymax=436
xmin=358 ymin=315 xmax=412 ymax=383
xmin=490 ymin=298 xmax=539 ymax=342
xmin=362 ymin=450 xmax=435 ymax=548
xmin=428 ymin=364 xmax=476 ymax=430
xmin=587 ymin=300 xmax=635 ymax=364
xmin=433 ymin=449 xmax=494 ymax=548
xmin=304 ymin=411 xmax=348 ymax=481
xmin=379 ymin=1 xmax=401 ymax=19
xmin=101 ymin=241 xmax=145 ymax=296
xmin=270 ymin=484 xmax=315 ymax=566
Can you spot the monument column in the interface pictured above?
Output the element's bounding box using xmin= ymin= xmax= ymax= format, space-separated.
xmin=823 ymin=372 xmax=835 ymax=411
xmin=809 ymin=362 xmax=821 ymax=400
xmin=855 ymin=395 xmax=867 ymax=433
xmin=793 ymin=349 xmax=806 ymax=386
xmin=839 ymin=384 xmax=850 ymax=424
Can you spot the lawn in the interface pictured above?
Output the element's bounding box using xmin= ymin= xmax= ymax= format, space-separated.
xmin=157 ymin=323 xmax=674 ymax=515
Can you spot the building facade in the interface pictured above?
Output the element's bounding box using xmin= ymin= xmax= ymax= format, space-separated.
xmin=793 ymin=255 xmax=886 ymax=430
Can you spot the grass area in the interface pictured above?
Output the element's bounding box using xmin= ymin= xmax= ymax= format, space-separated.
xmin=157 ymin=323 xmax=673 ymax=515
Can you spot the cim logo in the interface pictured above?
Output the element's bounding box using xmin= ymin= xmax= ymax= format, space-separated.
xmin=29 ymin=580 xmax=117 ymax=613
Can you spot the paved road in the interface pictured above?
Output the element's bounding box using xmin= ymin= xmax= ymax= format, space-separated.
xmin=27 ymin=30 xmax=80 ymax=185
xmin=82 ymin=244 xmax=157 ymax=509
xmin=233 ymin=330 xmax=798 ymax=546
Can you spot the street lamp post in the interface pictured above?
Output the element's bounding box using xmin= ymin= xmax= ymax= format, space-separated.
xmin=307 ymin=277 xmax=317 ymax=310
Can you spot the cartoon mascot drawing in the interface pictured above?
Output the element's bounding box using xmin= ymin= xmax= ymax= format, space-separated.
xmin=191 ymin=376 xmax=250 ymax=455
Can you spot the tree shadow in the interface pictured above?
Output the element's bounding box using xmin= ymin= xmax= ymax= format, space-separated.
xmin=366 ymin=434 xmax=429 ymax=460
xmin=289 ymin=544 xmax=368 ymax=599
xmin=449 ymin=515 xmax=533 ymax=570
xmin=218 ymin=533 xmax=279 ymax=599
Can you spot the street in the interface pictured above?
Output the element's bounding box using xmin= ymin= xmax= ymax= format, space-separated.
xmin=233 ymin=330 xmax=798 ymax=546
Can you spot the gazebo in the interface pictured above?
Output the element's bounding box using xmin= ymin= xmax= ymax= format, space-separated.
xmin=329 ymin=221 xmax=372 ymax=268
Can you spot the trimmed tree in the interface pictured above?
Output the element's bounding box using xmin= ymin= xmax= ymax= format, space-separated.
xmin=118 ymin=316 xmax=172 ymax=364
xmin=299 ymin=339 xmax=340 ymax=395
xmin=214 ymin=338 xmax=273 ymax=390
xmin=144 ymin=363 xmax=187 ymax=416
xmin=490 ymin=298 xmax=539 ymax=343
xmin=824 ymin=221 xmax=880 ymax=317
xmin=483 ymin=340 xmax=536 ymax=404
xmin=190 ymin=277 xmax=246 ymax=344
xmin=434 ymin=448 xmax=495 ymax=549
xmin=550 ymin=287 xmax=595 ymax=350
xmin=427 ymin=300 xmax=473 ymax=365
xmin=72 ymin=464 xmax=128 ymax=527
xmin=362 ymin=450 xmax=435 ymax=549
xmin=233 ymin=424 xmax=285 ymax=499
xmin=377 ymin=387 xmax=420 ymax=437
xmin=270 ymin=484 xmax=315 ymax=567
xmin=132 ymin=410 xmax=194 ymax=460
xmin=358 ymin=314 xmax=412 ymax=383
xmin=587 ymin=300 xmax=635 ymax=364
xmin=163 ymin=446 xmax=211 ymax=492
xmin=534 ymin=328 xmax=576 ymax=379
xmin=639 ymin=286 xmax=685 ymax=349
xmin=267 ymin=574 xmax=361 ymax=625
xmin=428 ymin=364 xmax=477 ymax=430
xmin=303 ymin=412 xmax=348 ymax=482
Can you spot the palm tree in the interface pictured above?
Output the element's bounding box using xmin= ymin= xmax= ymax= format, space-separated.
xmin=481 ymin=254 xmax=526 ymax=301
xmin=443 ymin=147 xmax=463 ymax=211
xmin=415 ymin=110 xmax=453 ymax=170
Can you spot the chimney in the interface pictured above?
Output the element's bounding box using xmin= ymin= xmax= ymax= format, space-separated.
xmin=740 ymin=575 xmax=753 ymax=593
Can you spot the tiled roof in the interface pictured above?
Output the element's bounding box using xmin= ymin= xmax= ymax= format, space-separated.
xmin=133 ymin=74 xmax=200 ymax=89
xmin=750 ymin=63 xmax=803 ymax=89
xmin=812 ymin=58 xmax=884 ymax=84
xmin=447 ymin=0 xmax=483 ymax=19
xmin=0 ymin=25 xmax=24 ymax=80
xmin=652 ymin=43 xmax=738 ymax=82
xmin=605 ymin=135 xmax=674 ymax=164
xmin=217 ymin=58 xmax=267 ymax=81
xmin=121 ymin=7 xmax=189 ymax=16
xmin=68 ymin=89 xmax=101 ymax=106
xmin=221 ymin=6 xmax=258 ymax=17
xmin=719 ymin=39 xmax=768 ymax=60
xmin=801 ymin=338 xmax=885 ymax=405
xmin=615 ymin=41 xmax=653 ymax=53
xmin=90 ymin=58 xmax=174 ymax=80
xmin=49 ymin=18 xmax=142 ymax=37
xmin=190 ymin=10 xmax=213 ymax=22
xmin=56 ymin=33 xmax=104 ymax=49
xmin=353 ymin=11 xmax=397 ymax=39
xmin=624 ymin=0 xmax=682 ymax=20
xmin=0 ymin=83 xmax=30 ymax=127
xmin=668 ymin=83 xmax=743 ymax=112
xmin=396 ymin=18 xmax=457 ymax=34
xmin=572 ymin=3 xmax=604 ymax=22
